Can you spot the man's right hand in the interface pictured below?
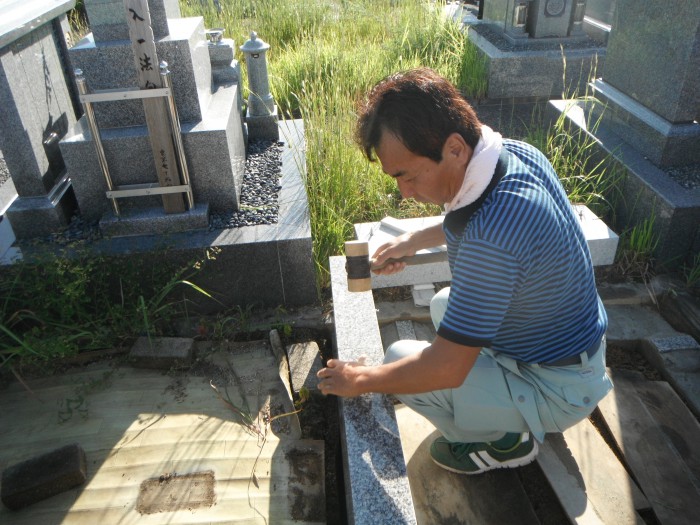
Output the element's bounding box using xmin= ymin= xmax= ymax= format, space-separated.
xmin=370 ymin=232 xmax=415 ymax=275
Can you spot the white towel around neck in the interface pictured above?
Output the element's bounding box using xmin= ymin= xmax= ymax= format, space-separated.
xmin=444 ymin=124 xmax=503 ymax=213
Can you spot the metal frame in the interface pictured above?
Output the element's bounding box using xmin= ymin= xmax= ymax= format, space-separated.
xmin=74 ymin=62 xmax=194 ymax=216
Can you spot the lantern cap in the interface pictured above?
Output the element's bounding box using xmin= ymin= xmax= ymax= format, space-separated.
xmin=240 ymin=31 xmax=270 ymax=53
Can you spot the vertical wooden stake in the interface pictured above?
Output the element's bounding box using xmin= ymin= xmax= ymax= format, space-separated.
xmin=124 ymin=0 xmax=184 ymax=213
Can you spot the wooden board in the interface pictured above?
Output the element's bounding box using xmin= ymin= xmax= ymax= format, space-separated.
xmin=615 ymin=369 xmax=700 ymax=482
xmin=537 ymin=417 xmax=647 ymax=524
xmin=597 ymin=369 xmax=700 ymax=525
xmin=396 ymin=405 xmax=540 ymax=525
xmin=124 ymin=0 xmax=184 ymax=213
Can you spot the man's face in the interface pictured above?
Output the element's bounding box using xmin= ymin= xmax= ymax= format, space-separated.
xmin=375 ymin=131 xmax=456 ymax=206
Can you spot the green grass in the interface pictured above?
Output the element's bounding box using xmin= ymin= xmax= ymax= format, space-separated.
xmin=0 ymin=248 xmax=218 ymax=372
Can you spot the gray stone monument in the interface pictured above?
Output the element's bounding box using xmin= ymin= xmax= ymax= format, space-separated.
xmin=60 ymin=0 xmax=246 ymax=236
xmin=465 ymin=0 xmax=605 ymax=99
xmin=551 ymin=0 xmax=700 ymax=268
xmin=0 ymin=0 xmax=79 ymax=238
xmin=482 ymin=0 xmax=587 ymax=43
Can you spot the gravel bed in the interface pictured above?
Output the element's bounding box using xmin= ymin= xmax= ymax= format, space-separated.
xmin=665 ymin=164 xmax=700 ymax=191
xmin=209 ymin=139 xmax=282 ymax=229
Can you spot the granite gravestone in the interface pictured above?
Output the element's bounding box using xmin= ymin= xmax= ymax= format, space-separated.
xmin=0 ymin=0 xmax=79 ymax=239
xmin=552 ymin=0 xmax=699 ymax=269
xmin=482 ymin=0 xmax=587 ymax=43
xmin=592 ymin=0 xmax=700 ymax=168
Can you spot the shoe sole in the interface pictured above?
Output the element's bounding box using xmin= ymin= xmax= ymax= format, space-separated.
xmin=431 ymin=440 xmax=539 ymax=475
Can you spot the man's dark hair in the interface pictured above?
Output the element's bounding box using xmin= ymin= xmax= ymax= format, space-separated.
xmin=355 ymin=67 xmax=482 ymax=163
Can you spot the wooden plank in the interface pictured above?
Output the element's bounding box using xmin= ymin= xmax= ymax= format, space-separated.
xmin=124 ymin=0 xmax=184 ymax=213
xmin=396 ymin=405 xmax=540 ymax=525
xmin=615 ymin=369 xmax=700 ymax=483
xmin=598 ymin=370 xmax=700 ymax=525
xmin=0 ymin=355 xmax=324 ymax=525
xmin=537 ymin=418 xmax=647 ymax=525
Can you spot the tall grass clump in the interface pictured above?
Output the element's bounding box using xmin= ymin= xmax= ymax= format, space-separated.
xmin=526 ymin=108 xmax=622 ymax=219
xmin=614 ymin=213 xmax=660 ymax=282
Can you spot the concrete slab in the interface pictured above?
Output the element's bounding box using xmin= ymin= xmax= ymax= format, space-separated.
xmin=605 ymin=304 xmax=681 ymax=343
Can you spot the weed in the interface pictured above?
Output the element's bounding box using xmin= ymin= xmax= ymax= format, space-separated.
xmin=0 ymin=248 xmax=218 ymax=371
xmin=615 ymin=213 xmax=660 ymax=282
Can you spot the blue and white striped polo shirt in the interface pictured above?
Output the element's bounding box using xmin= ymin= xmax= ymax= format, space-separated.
xmin=437 ymin=139 xmax=607 ymax=364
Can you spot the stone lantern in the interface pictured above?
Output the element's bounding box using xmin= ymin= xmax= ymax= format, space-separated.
xmin=240 ymin=31 xmax=279 ymax=140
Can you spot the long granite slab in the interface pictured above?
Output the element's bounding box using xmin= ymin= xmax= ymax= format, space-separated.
xmin=329 ymin=254 xmax=417 ymax=524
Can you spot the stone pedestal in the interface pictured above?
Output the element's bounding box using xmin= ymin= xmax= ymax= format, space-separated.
xmin=0 ymin=0 xmax=79 ymax=238
xmin=13 ymin=120 xmax=317 ymax=310
xmin=466 ymin=0 xmax=605 ymax=100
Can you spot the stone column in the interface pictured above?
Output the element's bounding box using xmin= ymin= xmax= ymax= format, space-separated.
xmin=0 ymin=0 xmax=79 ymax=238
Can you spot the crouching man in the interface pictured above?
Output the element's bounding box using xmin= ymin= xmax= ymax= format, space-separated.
xmin=317 ymin=68 xmax=612 ymax=474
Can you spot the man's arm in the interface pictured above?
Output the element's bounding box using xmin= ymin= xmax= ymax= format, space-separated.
xmin=371 ymin=223 xmax=446 ymax=275
xmin=316 ymin=336 xmax=480 ymax=397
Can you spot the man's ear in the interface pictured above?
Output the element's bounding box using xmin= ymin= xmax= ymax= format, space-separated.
xmin=443 ymin=132 xmax=471 ymax=163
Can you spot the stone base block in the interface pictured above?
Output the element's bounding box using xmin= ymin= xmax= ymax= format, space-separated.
xmin=5 ymin=191 xmax=75 ymax=239
xmin=412 ymin=283 xmax=437 ymax=307
xmin=246 ymin=107 xmax=280 ymax=141
xmin=100 ymin=203 xmax=209 ymax=237
xmin=354 ymin=206 xmax=618 ymax=289
xmin=591 ymin=79 xmax=700 ymax=168
xmin=573 ymin=204 xmax=619 ymax=266
xmin=467 ymin=23 xmax=605 ymax=100
xmin=1 ymin=443 xmax=87 ymax=510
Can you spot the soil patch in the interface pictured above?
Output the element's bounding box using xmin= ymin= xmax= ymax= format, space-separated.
xmin=606 ymin=343 xmax=663 ymax=381
xmin=136 ymin=471 xmax=216 ymax=515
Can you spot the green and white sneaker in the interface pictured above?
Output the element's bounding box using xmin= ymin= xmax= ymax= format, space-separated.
xmin=430 ymin=432 xmax=538 ymax=475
